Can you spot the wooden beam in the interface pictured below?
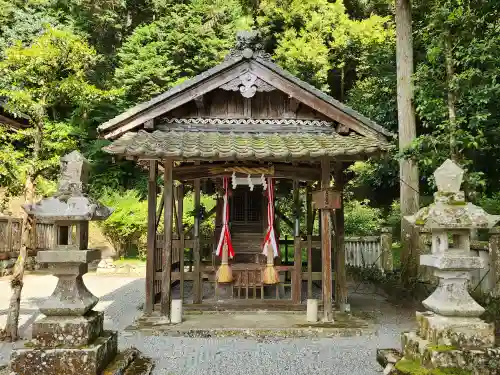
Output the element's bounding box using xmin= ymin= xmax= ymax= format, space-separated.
xmin=161 ymin=159 xmax=174 ymax=317
xmin=292 ymin=179 xmax=302 ymax=304
xmin=193 ymin=174 xmax=202 ymax=304
xmin=275 ymin=208 xmax=294 ymax=233
xmin=0 ymin=114 xmax=27 ymax=129
xmin=306 ymin=184 xmax=313 ymax=299
xmin=155 ymin=193 xmax=164 ymax=230
xmin=104 ymin=62 xmax=250 ymax=139
xmin=172 ymin=163 xmax=321 ymax=181
xmin=250 ymin=61 xmax=386 ymax=141
xmin=321 ymin=159 xmax=333 ymax=322
xmin=146 ymin=161 xmax=157 ymax=314
xmin=177 ymin=184 xmax=185 ymax=302
xmin=334 ymin=162 xmax=347 ymax=308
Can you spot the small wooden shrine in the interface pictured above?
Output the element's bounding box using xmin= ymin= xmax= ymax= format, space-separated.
xmin=98 ymin=31 xmax=391 ymax=321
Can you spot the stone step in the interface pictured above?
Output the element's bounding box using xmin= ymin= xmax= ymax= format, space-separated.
xmin=103 ymin=348 xmax=154 ymax=375
xmin=103 ymin=348 xmax=138 ymax=375
xmin=123 ymin=355 xmax=154 ymax=375
xmin=376 ymin=348 xmax=402 ymax=375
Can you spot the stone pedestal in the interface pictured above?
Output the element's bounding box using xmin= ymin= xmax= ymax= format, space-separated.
xmin=11 ymin=330 xmax=117 ymax=375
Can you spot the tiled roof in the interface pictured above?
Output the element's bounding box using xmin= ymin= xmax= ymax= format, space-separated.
xmin=103 ymin=130 xmax=389 ymax=161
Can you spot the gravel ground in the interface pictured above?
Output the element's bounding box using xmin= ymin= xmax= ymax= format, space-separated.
xmin=0 ymin=274 xmax=415 ymax=375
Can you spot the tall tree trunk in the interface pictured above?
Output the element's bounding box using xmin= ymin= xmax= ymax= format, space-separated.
xmin=396 ymin=0 xmax=420 ymax=284
xmin=3 ymin=123 xmax=42 ymax=341
xmin=445 ymin=36 xmax=458 ymax=162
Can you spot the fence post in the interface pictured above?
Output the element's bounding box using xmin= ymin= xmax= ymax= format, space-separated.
xmin=380 ymin=227 xmax=393 ymax=273
xmin=489 ymin=227 xmax=500 ymax=297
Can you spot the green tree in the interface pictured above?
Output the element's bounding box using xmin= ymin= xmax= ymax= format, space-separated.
xmin=0 ymin=0 xmax=62 ymax=54
xmin=114 ymin=0 xmax=252 ymax=105
xmin=257 ymin=0 xmax=394 ymax=98
xmin=0 ymin=27 xmax=114 ymax=341
xmin=408 ymin=0 xmax=500 ymax=194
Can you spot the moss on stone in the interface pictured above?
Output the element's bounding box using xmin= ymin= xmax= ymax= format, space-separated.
xmin=395 ymin=359 xmax=429 ymax=375
xmin=395 ymin=360 xmax=472 ymax=375
xmin=430 ymin=368 xmax=472 ymax=375
xmin=426 ymin=345 xmax=457 ymax=352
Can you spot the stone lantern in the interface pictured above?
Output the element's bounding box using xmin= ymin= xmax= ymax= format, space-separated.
xmin=407 ymin=159 xmax=500 ymax=320
xmin=10 ymin=151 xmax=117 ymax=375
xmin=377 ymin=159 xmax=500 ymax=374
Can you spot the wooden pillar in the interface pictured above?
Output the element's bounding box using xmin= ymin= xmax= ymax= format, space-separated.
xmin=161 ymin=159 xmax=173 ymax=317
xmin=306 ymin=184 xmax=313 ymax=299
xmin=321 ymin=159 xmax=333 ymax=321
xmin=334 ymin=163 xmax=347 ymax=309
xmin=177 ymin=184 xmax=185 ymax=301
xmin=145 ymin=160 xmax=157 ymax=314
xmin=193 ymin=176 xmax=202 ymax=304
xmin=292 ymin=179 xmax=302 ymax=304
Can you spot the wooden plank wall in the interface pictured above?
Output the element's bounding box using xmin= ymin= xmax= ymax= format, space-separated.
xmin=0 ymin=218 xmax=53 ymax=260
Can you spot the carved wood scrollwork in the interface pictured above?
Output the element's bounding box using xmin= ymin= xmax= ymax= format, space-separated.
xmin=220 ymin=72 xmax=275 ymax=98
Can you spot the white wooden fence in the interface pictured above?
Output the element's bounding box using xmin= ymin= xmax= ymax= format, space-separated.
xmin=345 ymin=236 xmax=384 ymax=270
xmin=343 ymin=228 xmax=500 ymax=296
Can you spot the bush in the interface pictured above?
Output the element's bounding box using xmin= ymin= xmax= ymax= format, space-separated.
xmin=98 ymin=189 xmax=148 ymax=258
xmin=183 ymin=192 xmax=216 ymax=239
xmin=477 ymin=193 xmax=500 ymax=215
xmin=344 ymin=199 xmax=383 ymax=236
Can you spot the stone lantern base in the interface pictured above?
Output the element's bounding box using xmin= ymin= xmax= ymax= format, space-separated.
xmin=378 ymin=311 xmax=500 ymax=375
xmin=10 ymin=310 xmax=118 ymax=375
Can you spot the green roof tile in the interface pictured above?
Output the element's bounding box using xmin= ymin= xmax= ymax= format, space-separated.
xmin=103 ymin=130 xmax=389 ymax=161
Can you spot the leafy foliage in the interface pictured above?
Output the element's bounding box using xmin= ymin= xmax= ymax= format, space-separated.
xmin=0 ymin=27 xmax=116 ymax=197
xmin=344 ymin=199 xmax=383 ymax=236
xmin=257 ymin=0 xmax=394 ymax=97
xmin=0 ymin=0 xmax=499 ymax=253
xmin=98 ymin=189 xmax=148 ymax=257
xmin=114 ymin=0 xmax=252 ymax=105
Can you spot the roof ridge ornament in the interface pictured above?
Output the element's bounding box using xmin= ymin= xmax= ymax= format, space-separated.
xmin=224 ymin=30 xmax=272 ymax=62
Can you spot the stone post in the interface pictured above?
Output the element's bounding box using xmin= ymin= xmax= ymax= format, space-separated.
xmin=489 ymin=227 xmax=500 ymax=298
xmin=418 ymin=227 xmax=434 ymax=283
xmin=10 ymin=151 xmax=118 ymax=375
xmin=380 ymin=227 xmax=393 ymax=273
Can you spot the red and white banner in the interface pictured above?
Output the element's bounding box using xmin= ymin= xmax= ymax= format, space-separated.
xmin=262 ymin=178 xmax=279 ymax=257
xmin=215 ymin=177 xmax=235 ymax=258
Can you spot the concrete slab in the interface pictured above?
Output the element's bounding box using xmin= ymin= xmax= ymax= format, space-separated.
xmin=126 ymin=311 xmax=373 ymax=338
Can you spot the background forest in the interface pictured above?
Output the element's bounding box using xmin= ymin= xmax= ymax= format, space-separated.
xmin=0 ymin=0 xmax=499 ymax=256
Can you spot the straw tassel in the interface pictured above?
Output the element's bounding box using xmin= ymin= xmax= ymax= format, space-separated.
xmin=216 ymin=243 xmax=233 ymax=283
xmin=262 ymin=244 xmax=279 ymax=285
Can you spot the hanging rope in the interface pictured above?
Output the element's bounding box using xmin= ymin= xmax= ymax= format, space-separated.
xmin=262 ymin=177 xmax=279 ymax=284
xmin=216 ymin=177 xmax=234 ymax=283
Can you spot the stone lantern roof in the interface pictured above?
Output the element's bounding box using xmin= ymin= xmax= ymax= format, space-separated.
xmin=406 ymin=159 xmax=500 ymax=229
xmin=22 ymin=151 xmax=112 ymax=222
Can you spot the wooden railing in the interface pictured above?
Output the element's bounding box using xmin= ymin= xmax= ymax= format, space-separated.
xmin=0 ymin=216 xmax=54 ymax=260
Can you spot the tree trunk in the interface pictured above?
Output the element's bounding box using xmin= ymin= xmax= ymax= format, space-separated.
xmin=396 ymin=0 xmax=420 ymax=284
xmin=445 ymin=36 xmax=458 ymax=162
xmin=3 ymin=122 xmax=42 ymax=341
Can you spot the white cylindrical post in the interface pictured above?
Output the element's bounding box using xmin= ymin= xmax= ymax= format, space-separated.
xmin=306 ymin=299 xmax=318 ymax=323
xmin=171 ymin=299 xmax=183 ymax=324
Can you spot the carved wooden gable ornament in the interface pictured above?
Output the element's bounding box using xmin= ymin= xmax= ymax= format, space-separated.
xmin=98 ymin=30 xmax=393 ymax=162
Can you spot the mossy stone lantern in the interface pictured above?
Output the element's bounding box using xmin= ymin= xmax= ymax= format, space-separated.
xmin=23 ymin=151 xmax=113 ymax=316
